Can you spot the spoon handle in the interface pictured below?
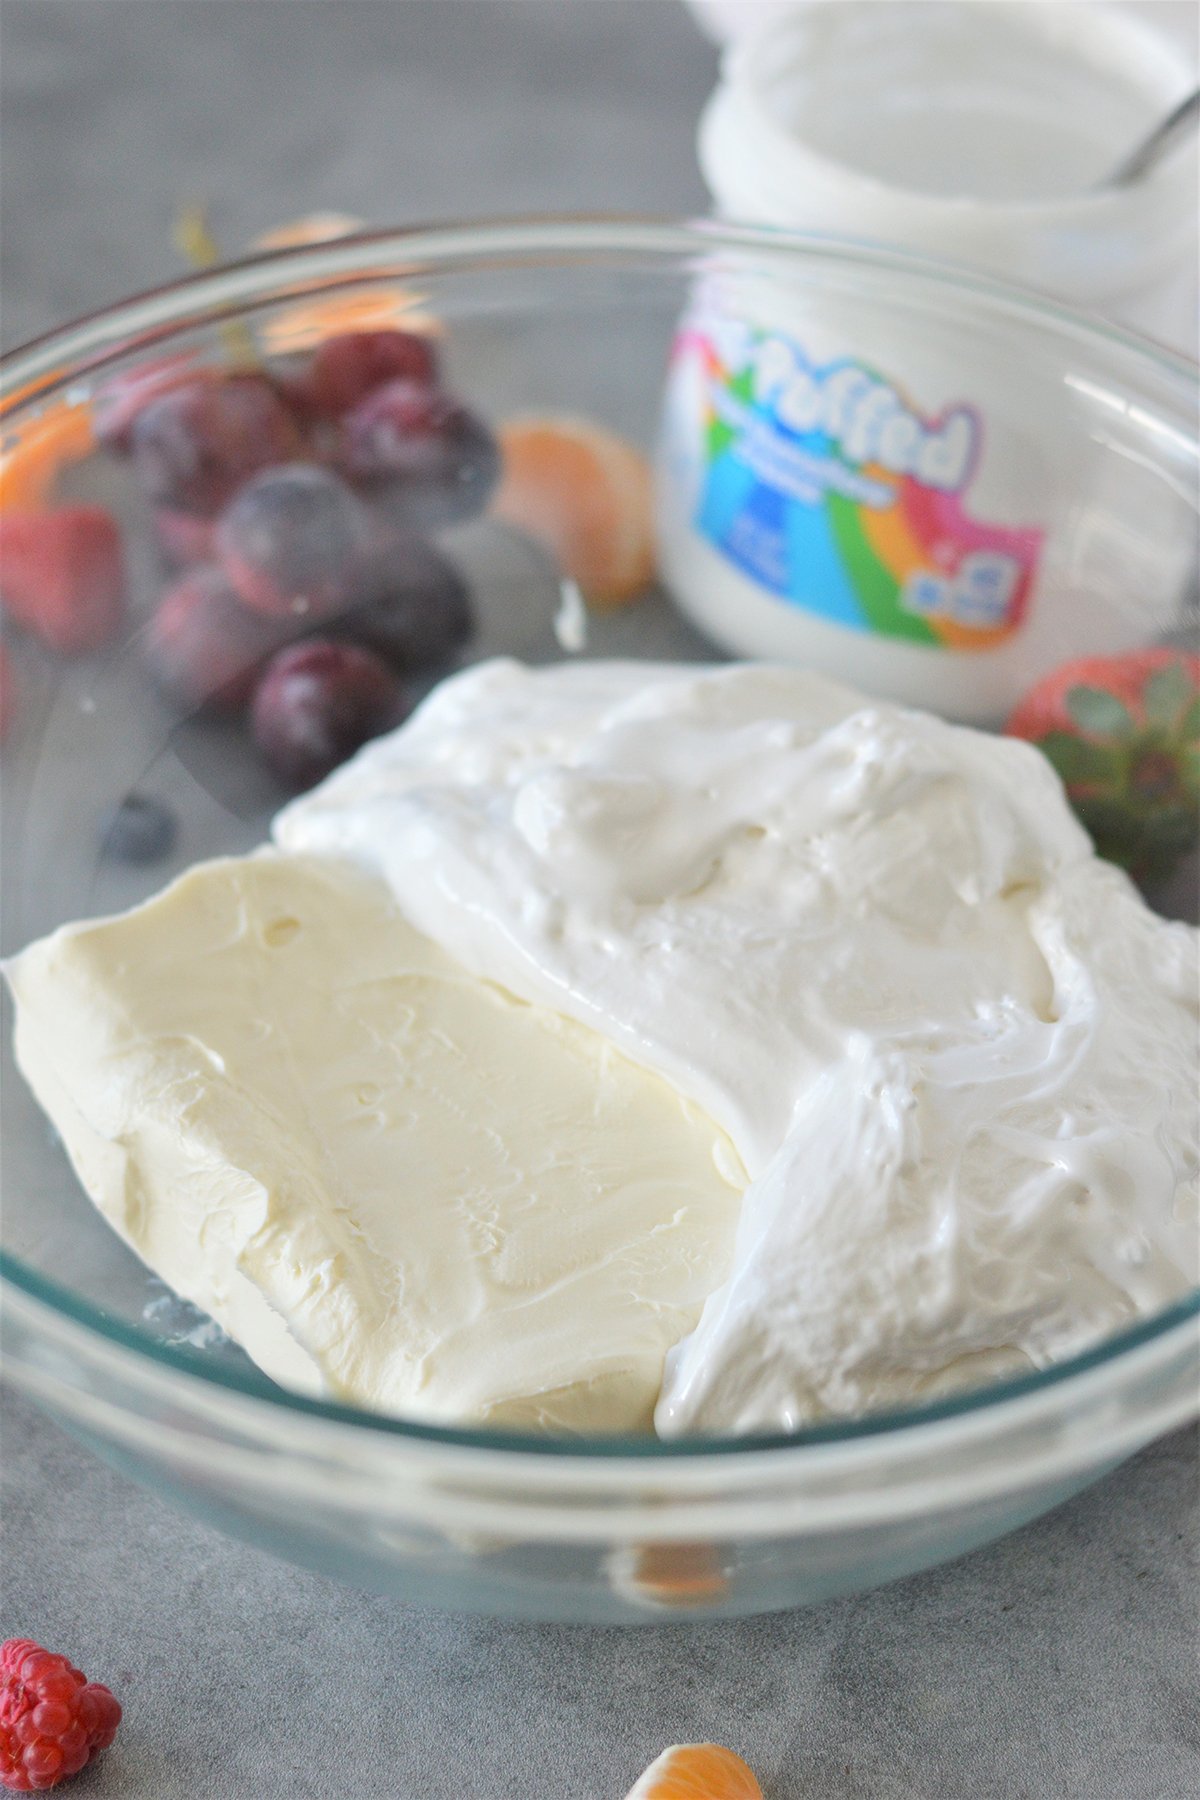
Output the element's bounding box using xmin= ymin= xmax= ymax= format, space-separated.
xmin=1104 ymin=87 xmax=1200 ymax=188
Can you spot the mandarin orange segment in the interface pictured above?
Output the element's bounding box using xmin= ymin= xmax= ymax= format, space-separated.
xmin=259 ymin=289 xmax=441 ymax=356
xmin=614 ymin=1541 xmax=729 ymax=1608
xmin=252 ymin=212 xmax=365 ymax=251
xmin=624 ymin=1742 xmax=764 ymax=1800
xmin=252 ymin=209 xmax=440 ymax=354
xmin=0 ymin=401 xmax=96 ymax=514
xmin=491 ymin=414 xmax=656 ymax=609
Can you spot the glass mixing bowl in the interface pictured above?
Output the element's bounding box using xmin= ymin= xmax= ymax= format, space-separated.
xmin=2 ymin=219 xmax=1197 ymax=1624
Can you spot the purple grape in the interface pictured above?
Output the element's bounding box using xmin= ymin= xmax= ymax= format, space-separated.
xmin=94 ymin=357 xmax=209 ymax=455
xmin=129 ymin=372 xmax=306 ymax=516
xmin=251 ymin=638 xmax=406 ymax=790
xmin=145 ymin=566 xmax=291 ymax=714
xmin=295 ymin=329 xmax=440 ymax=419
xmin=337 ymin=379 xmax=499 ymax=529
xmin=338 ymin=537 xmax=473 ymax=672
xmin=217 ymin=464 xmax=370 ymax=620
xmin=152 ymin=506 xmax=217 ymax=571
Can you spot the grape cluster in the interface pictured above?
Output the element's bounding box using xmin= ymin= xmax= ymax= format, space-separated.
xmin=1 ymin=328 xmax=495 ymax=793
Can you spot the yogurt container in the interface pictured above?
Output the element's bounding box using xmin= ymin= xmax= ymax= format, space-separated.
xmin=698 ymin=0 xmax=1198 ymax=346
xmin=657 ymin=1 xmax=1199 ymax=719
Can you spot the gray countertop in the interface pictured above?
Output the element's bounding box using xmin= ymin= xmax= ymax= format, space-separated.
xmin=1 ymin=5 xmax=1197 ymax=1797
xmin=3 ymin=1385 xmax=1197 ymax=1800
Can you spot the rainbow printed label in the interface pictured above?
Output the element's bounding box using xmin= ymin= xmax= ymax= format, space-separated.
xmin=681 ymin=316 xmax=1044 ymax=650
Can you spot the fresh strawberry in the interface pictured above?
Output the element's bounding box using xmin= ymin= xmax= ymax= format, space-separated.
xmin=1006 ymin=649 xmax=1200 ymax=886
xmin=0 ymin=507 xmax=126 ymax=655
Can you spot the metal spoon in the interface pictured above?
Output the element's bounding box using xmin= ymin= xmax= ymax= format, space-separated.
xmin=1101 ymin=86 xmax=1200 ymax=188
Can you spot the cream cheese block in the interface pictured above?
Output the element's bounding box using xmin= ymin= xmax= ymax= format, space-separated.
xmin=6 ymin=851 xmax=745 ymax=1431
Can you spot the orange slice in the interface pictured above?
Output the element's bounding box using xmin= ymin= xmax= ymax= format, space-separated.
xmin=258 ymin=288 xmax=441 ymax=357
xmin=625 ymin=1743 xmax=763 ymax=1800
xmin=609 ymin=1541 xmax=729 ymax=1610
xmin=252 ymin=212 xmax=365 ymax=252
xmin=491 ymin=414 xmax=656 ymax=609
xmin=251 ymin=215 xmax=440 ymax=356
xmin=0 ymin=399 xmax=95 ymax=514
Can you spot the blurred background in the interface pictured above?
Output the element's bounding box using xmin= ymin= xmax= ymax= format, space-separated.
xmin=1 ymin=0 xmax=718 ymax=349
xmin=3 ymin=0 xmax=1196 ymax=352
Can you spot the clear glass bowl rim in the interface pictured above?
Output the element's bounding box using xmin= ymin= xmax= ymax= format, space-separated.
xmin=2 ymin=213 xmax=1197 ymax=1468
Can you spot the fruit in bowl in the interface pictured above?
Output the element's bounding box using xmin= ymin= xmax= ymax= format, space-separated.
xmin=216 ymin=463 xmax=372 ymax=621
xmin=337 ymin=377 xmax=500 ymax=530
xmin=123 ymin=369 xmax=306 ymax=516
xmin=251 ymin=637 xmax=406 ymax=789
xmin=1007 ymin=649 xmax=1200 ymax=887
xmin=0 ymin=506 xmax=126 ymax=655
xmin=0 ymin=322 xmax=506 ymax=795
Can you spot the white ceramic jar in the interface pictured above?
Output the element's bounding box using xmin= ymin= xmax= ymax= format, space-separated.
xmin=657 ymin=2 xmax=1199 ymax=720
xmin=698 ymin=0 xmax=1198 ymax=350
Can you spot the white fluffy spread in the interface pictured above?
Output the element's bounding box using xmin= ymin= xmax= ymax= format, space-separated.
xmin=275 ymin=659 xmax=1200 ymax=1433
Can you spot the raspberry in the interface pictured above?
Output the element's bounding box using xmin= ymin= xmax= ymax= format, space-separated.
xmin=0 ymin=507 xmax=126 ymax=656
xmin=0 ymin=1639 xmax=121 ymax=1791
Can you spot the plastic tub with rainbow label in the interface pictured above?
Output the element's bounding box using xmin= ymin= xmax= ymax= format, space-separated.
xmin=657 ymin=254 xmax=1195 ymax=722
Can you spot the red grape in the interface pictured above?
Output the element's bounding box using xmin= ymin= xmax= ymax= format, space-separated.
xmin=145 ymin=566 xmax=290 ymax=712
xmin=338 ymin=379 xmax=499 ymax=529
xmin=93 ymin=355 xmax=208 ymax=454
xmin=129 ymin=372 xmax=305 ymax=516
xmin=339 ymin=536 xmax=473 ymax=672
xmin=251 ymin=638 xmax=405 ymax=790
xmin=295 ymin=329 xmax=439 ymax=418
xmin=217 ymin=464 xmax=370 ymax=620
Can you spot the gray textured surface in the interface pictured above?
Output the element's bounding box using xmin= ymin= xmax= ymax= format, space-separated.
xmin=1 ymin=4 xmax=1198 ymax=1797
xmin=0 ymin=0 xmax=714 ymax=350
xmin=3 ymin=1387 xmax=1198 ymax=1800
